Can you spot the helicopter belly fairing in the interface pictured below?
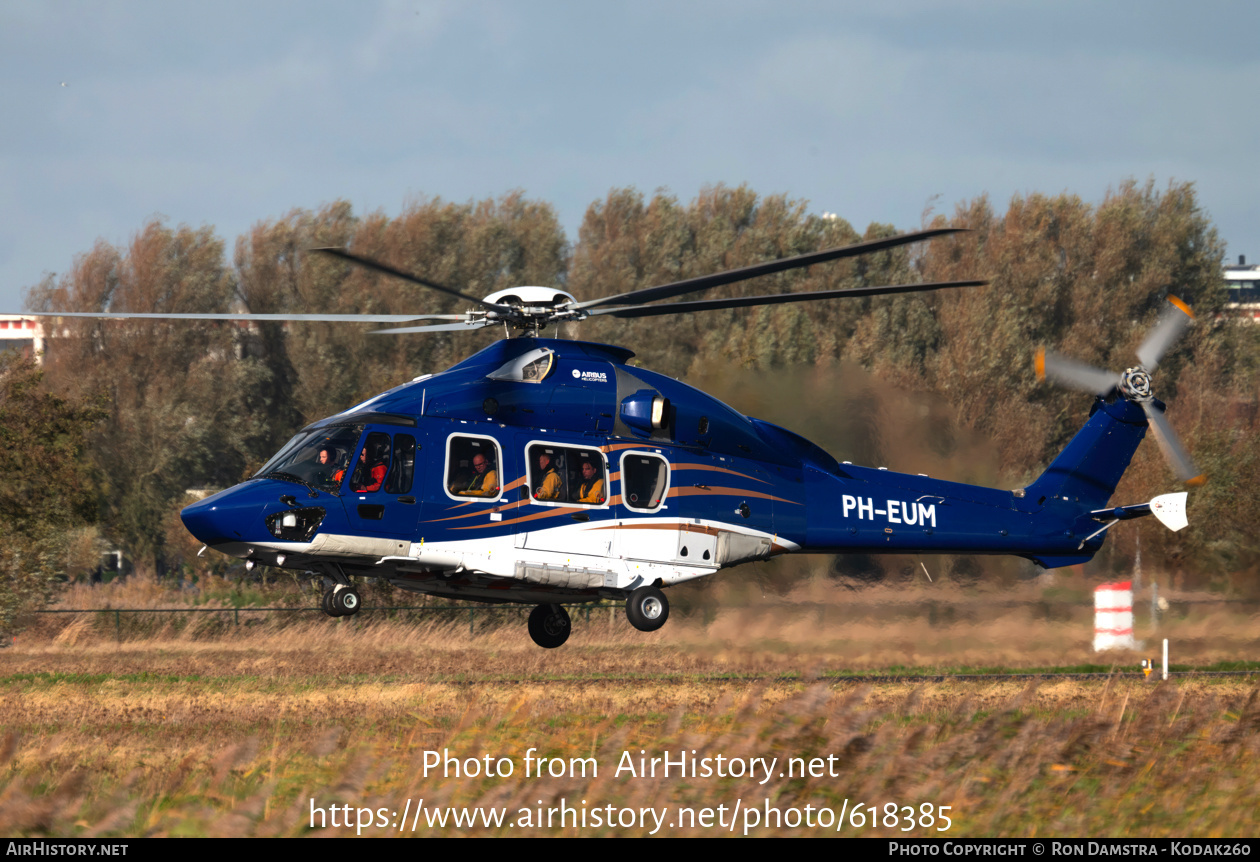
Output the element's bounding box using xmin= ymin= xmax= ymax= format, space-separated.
xmin=391 ymin=517 xmax=789 ymax=602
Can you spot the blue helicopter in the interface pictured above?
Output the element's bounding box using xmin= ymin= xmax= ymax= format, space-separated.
xmin=32 ymin=228 xmax=1200 ymax=647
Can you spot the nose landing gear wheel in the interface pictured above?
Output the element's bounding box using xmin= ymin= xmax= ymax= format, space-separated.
xmin=528 ymin=603 xmax=571 ymax=648
xmin=626 ymin=585 xmax=669 ymax=632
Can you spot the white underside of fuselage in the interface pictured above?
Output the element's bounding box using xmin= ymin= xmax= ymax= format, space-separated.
xmin=210 ymin=517 xmax=796 ymax=601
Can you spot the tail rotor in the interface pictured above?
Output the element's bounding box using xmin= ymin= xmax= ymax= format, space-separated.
xmin=1035 ymin=296 xmax=1204 ymax=486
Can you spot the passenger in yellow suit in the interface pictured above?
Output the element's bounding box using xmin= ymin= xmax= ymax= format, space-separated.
xmin=454 ymin=453 xmax=498 ymax=497
xmin=576 ymin=460 xmax=605 ymax=504
xmin=534 ymin=452 xmax=562 ymax=500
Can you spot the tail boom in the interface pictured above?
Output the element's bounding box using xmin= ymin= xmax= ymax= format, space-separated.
xmin=798 ymin=396 xmax=1149 ymax=569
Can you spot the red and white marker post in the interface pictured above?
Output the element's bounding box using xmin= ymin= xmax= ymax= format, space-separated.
xmin=1094 ymin=580 xmax=1138 ymax=652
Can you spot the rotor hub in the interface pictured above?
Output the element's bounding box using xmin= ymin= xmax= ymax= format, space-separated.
xmin=1119 ymin=367 xmax=1153 ymax=402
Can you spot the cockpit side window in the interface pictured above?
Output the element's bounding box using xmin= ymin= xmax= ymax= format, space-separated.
xmin=348 ymin=431 xmax=391 ymax=492
xmin=446 ymin=436 xmax=501 ymax=499
xmin=621 ymin=452 xmax=669 ymax=512
xmin=384 ymin=434 xmax=416 ymax=495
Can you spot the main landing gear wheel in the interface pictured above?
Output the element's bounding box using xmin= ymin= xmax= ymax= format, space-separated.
xmin=334 ymin=587 xmax=361 ymax=616
xmin=323 ymin=586 xmax=361 ymax=617
xmin=626 ymin=585 xmax=669 ymax=632
xmin=528 ymin=604 xmax=571 ymax=649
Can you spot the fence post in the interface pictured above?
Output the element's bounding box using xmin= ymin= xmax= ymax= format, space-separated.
xmin=115 ymin=609 xmax=121 ymax=643
xmin=235 ymin=607 xmax=239 ymax=627
xmin=468 ymin=607 xmax=474 ymax=637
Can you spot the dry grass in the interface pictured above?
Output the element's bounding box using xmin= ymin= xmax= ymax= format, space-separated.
xmin=4 ymin=589 xmax=1260 ymax=837
xmin=19 ymin=571 xmax=1260 ymax=671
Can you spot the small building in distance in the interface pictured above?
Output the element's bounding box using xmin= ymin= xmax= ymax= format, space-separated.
xmin=0 ymin=316 xmax=45 ymax=361
xmin=1225 ymin=255 xmax=1260 ymax=322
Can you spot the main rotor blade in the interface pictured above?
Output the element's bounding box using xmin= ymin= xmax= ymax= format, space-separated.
xmin=1135 ymin=296 xmax=1194 ymax=372
xmin=1036 ymin=348 xmax=1118 ymax=396
xmin=589 ymin=279 xmax=987 ymax=319
xmin=1140 ymin=400 xmax=1205 ymax=485
xmin=311 ymin=247 xmax=516 ymax=314
xmin=11 ymin=310 xmax=455 ymax=323
xmin=573 ymin=227 xmax=968 ymax=311
xmin=369 ymin=320 xmax=493 ymax=335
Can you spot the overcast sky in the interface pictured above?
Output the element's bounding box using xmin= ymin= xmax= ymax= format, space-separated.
xmin=2 ymin=1 xmax=1256 ymax=309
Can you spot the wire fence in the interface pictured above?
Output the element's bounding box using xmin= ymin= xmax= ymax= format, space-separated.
xmin=21 ymin=603 xmax=620 ymax=643
xmin=12 ymin=596 xmax=1257 ymax=645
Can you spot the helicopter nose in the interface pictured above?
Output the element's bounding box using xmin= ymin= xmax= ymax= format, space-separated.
xmin=180 ymin=489 xmax=261 ymax=546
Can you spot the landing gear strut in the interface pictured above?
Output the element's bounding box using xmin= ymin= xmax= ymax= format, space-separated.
xmin=626 ymin=585 xmax=669 ymax=632
xmin=322 ymin=585 xmax=361 ymax=617
xmin=528 ymin=603 xmax=571 ymax=648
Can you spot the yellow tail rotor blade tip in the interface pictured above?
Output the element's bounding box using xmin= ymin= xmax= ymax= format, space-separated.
xmin=1034 ymin=348 xmax=1046 ymax=380
xmin=1168 ymin=295 xmax=1195 ymax=319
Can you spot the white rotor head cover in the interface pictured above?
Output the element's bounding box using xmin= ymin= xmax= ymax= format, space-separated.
xmin=482 ymin=286 xmax=576 ymax=307
xmin=1150 ymin=492 xmax=1188 ymax=532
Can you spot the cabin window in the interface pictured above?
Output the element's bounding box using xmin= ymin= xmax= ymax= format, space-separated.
xmin=527 ymin=443 xmax=607 ymax=506
xmin=621 ymin=452 xmax=669 ymax=513
xmin=446 ymin=435 xmax=501 ymax=499
xmin=384 ymin=433 xmax=416 ymax=494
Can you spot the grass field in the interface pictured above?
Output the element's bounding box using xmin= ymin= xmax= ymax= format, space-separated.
xmin=3 ymin=577 xmax=1260 ymax=837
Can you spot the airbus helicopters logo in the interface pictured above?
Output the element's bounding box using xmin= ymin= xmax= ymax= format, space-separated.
xmin=571 ymin=367 xmax=609 ymax=383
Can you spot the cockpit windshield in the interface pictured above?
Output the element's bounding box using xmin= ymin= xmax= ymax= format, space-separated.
xmin=254 ymin=424 xmax=364 ymax=492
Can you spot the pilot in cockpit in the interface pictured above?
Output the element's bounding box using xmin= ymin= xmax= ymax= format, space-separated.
xmin=311 ymin=446 xmax=339 ymax=487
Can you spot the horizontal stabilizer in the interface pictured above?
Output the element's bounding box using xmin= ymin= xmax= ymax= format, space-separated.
xmin=1150 ymin=492 xmax=1188 ymax=532
xmin=1089 ymin=491 xmax=1189 ymax=532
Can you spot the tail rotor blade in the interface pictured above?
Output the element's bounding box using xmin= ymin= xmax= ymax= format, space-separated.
xmin=1136 ymin=296 xmax=1194 ymax=371
xmin=1139 ymin=400 xmax=1205 ymax=485
xmin=1036 ymin=348 xmax=1118 ymax=396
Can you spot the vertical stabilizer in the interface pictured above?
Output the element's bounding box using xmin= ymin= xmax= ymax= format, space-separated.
xmin=1025 ymin=398 xmax=1148 ymax=511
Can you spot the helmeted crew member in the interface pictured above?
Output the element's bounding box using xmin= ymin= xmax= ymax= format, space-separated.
xmin=534 ymin=452 xmax=562 ymax=500
xmin=338 ymin=441 xmax=389 ymax=492
xmin=454 ymin=453 xmax=498 ymax=497
xmin=576 ymin=460 xmax=605 ymax=504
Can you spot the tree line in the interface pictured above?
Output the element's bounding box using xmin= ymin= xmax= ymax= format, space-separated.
xmin=20 ymin=180 xmax=1258 ymax=592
